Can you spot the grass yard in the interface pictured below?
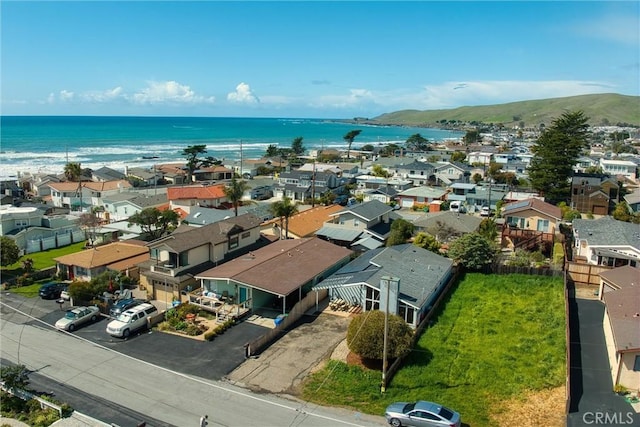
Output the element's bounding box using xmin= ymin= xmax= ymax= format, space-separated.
xmin=1 ymin=242 xmax=86 ymax=279
xmin=301 ymin=273 xmax=566 ymax=427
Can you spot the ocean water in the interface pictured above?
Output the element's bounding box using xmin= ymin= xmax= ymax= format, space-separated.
xmin=0 ymin=116 xmax=462 ymax=179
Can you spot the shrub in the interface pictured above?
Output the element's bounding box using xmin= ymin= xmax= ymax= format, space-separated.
xmin=346 ymin=310 xmax=413 ymax=360
xmin=204 ymin=330 xmax=217 ymax=341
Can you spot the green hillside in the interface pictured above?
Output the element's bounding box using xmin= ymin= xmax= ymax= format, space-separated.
xmin=371 ymin=93 xmax=639 ymax=127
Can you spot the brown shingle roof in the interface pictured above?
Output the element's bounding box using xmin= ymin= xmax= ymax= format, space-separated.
xmin=148 ymin=213 xmax=262 ymax=252
xmin=53 ymin=241 xmax=148 ymax=269
xmin=48 ymin=180 xmax=132 ymax=192
xmin=599 ymin=265 xmax=640 ymax=290
xmin=603 ymin=284 xmax=640 ymax=351
xmin=503 ymin=198 xmax=562 ymax=220
xmin=263 ymin=204 xmax=344 ymax=238
xmin=196 ymin=237 xmax=353 ymax=296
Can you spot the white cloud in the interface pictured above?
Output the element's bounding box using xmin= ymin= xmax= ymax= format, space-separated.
xmin=130 ymin=81 xmax=215 ymax=105
xmin=81 ymin=87 xmax=123 ymax=103
xmin=227 ymin=82 xmax=260 ymax=104
xmin=312 ymin=88 xmax=376 ymax=109
xmin=59 ymin=90 xmax=75 ymax=101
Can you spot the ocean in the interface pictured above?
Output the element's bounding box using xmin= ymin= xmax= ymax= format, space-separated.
xmin=0 ymin=116 xmax=463 ymax=179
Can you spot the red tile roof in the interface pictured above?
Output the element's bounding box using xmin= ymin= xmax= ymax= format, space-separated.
xmin=167 ymin=184 xmax=226 ymax=200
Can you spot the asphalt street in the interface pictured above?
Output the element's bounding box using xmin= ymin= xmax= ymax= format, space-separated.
xmin=0 ymin=292 xmax=385 ymax=427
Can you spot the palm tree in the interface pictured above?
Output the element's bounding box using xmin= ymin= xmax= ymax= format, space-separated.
xmin=223 ymin=176 xmax=251 ymax=216
xmin=64 ymin=162 xmax=83 ymax=211
xmin=269 ymin=196 xmax=299 ymax=239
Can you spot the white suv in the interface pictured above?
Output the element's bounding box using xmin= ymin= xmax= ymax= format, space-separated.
xmin=106 ymin=303 xmax=158 ymax=338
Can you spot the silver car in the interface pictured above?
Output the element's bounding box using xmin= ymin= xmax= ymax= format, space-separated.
xmin=384 ymin=400 xmax=461 ymax=427
xmin=55 ymin=306 xmax=100 ymax=331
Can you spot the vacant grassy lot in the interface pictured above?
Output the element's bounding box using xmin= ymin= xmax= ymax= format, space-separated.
xmin=302 ymin=273 xmax=565 ymax=427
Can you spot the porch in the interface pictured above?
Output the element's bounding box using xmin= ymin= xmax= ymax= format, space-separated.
xmin=186 ymin=288 xmax=251 ymax=323
xmin=501 ymin=227 xmax=554 ymax=251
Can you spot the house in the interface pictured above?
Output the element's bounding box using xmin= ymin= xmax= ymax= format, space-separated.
xmin=393 ymin=160 xmax=436 ymax=186
xmin=312 ymin=244 xmax=454 ymax=329
xmin=355 ymin=175 xmax=413 ymax=192
xmin=54 ymin=241 xmax=149 ymax=282
xmin=501 ymin=198 xmax=562 ymax=250
xmin=434 ymin=162 xmax=470 ymax=185
xmin=193 ymin=237 xmax=353 ymax=315
xmin=272 ymin=170 xmax=341 ymax=202
xmin=90 ymin=166 xmax=126 ymax=182
xmin=623 ymin=188 xmax=640 ymax=214
xmin=447 ymin=183 xmax=505 ymax=211
xmin=396 ymin=186 xmax=447 ymax=209
xmin=19 ymin=173 xmax=62 ymax=199
xmin=599 ymin=158 xmax=638 ymax=181
xmin=138 ymin=213 xmax=263 ymax=302
xmin=262 ymin=204 xmax=343 ymax=239
xmin=598 ymin=266 xmax=640 ymax=392
xmin=466 ymin=151 xmax=494 ymax=166
xmin=101 ymin=192 xmax=168 ymax=222
xmin=155 ymin=163 xmax=188 ymax=185
xmin=570 ymin=174 xmax=619 ymax=215
xmin=0 ymin=205 xmax=85 ymax=254
xmin=167 ymin=184 xmax=227 ymax=211
xmin=192 ymin=165 xmax=234 ymax=182
xmin=412 ymin=211 xmax=483 ymax=243
xmin=360 ymin=186 xmax=399 ymax=204
xmin=315 ymin=200 xmax=397 ymax=250
xmin=125 ymin=166 xmax=163 ymax=187
xmin=572 ymin=217 xmax=640 ymax=267
xmin=48 ymin=180 xmax=133 ymax=211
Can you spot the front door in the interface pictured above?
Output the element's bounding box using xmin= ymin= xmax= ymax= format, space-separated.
xmin=239 ymin=287 xmax=248 ymax=303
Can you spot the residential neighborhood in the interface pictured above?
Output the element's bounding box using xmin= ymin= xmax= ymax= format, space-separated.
xmin=1 ymin=117 xmax=639 ymax=427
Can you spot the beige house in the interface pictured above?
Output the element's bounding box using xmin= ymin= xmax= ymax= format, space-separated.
xmin=599 ymin=266 xmax=640 ymax=392
xmin=501 ymin=198 xmax=562 ymax=250
xmin=261 ymin=204 xmax=343 ymax=239
xmin=138 ymin=213 xmax=263 ymax=304
xmin=54 ymin=241 xmax=149 ymax=282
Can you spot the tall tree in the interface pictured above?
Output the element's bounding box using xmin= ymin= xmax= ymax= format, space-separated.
xmin=343 ymin=129 xmax=362 ymax=159
xmin=291 ymin=137 xmax=305 ymax=156
xmin=413 ymin=232 xmax=441 ymax=254
xmin=265 ymin=144 xmax=279 ymax=158
xmin=182 ymin=145 xmax=220 ymax=183
xmin=128 ymin=207 xmax=179 ymax=241
xmin=0 ymin=236 xmax=20 ymax=266
xmin=387 ymin=219 xmax=414 ymax=246
xmin=405 ymin=133 xmax=430 ymax=151
xmin=269 ymin=197 xmax=299 ymax=239
xmin=528 ymin=111 xmax=590 ymax=204
xmin=223 ymin=176 xmax=251 ymax=216
xmin=447 ymin=232 xmax=497 ymax=271
xmin=450 ymin=151 xmax=466 ymax=163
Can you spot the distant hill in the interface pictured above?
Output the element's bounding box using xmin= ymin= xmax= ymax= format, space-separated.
xmin=369 ymin=93 xmax=639 ymax=128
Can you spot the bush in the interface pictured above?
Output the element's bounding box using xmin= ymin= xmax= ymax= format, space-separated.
xmin=346 ymin=310 xmax=413 ymax=360
xmin=204 ymin=330 xmax=217 ymax=341
xmin=552 ymin=243 xmax=564 ymax=266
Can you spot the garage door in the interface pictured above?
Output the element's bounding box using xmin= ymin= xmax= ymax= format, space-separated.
xmin=401 ymin=198 xmax=414 ymax=208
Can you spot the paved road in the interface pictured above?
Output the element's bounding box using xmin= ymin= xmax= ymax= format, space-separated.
xmin=1 ymin=294 xmax=385 ymax=427
xmin=566 ymin=297 xmax=639 ymax=427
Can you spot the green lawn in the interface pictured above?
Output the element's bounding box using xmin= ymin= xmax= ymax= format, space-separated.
xmin=301 ymin=273 xmax=566 ymax=426
xmin=1 ymin=242 xmax=86 ymax=280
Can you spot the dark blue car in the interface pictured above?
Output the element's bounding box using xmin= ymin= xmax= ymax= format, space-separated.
xmin=39 ymin=282 xmax=67 ymax=300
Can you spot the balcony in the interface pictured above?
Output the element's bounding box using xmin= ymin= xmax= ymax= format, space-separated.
xmin=150 ymin=262 xmax=187 ymax=277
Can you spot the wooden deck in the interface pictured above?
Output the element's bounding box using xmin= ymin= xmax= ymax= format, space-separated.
xmin=186 ymin=292 xmax=250 ymax=323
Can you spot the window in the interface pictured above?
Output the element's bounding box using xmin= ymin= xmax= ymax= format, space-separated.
xmin=537 ymin=219 xmax=550 ymax=232
xmin=634 ymin=355 xmax=640 ymax=372
xmin=229 ymin=236 xmax=239 ymax=250
xmin=365 ymin=286 xmax=380 ymax=311
xmin=241 ymin=231 xmax=250 ymax=239
xmin=354 ymin=219 xmax=360 ymax=227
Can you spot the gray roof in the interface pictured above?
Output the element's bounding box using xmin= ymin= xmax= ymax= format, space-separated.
xmin=315 ymin=224 xmax=363 ymax=242
xmin=334 ymin=199 xmax=392 ymax=221
xmin=394 ymin=160 xmax=436 ymax=171
xmin=398 ymin=186 xmax=448 ymax=198
xmin=93 ymin=166 xmax=126 ymax=181
xmin=412 ymin=211 xmax=483 ymax=234
xmin=147 ymin=213 xmax=262 ymax=253
xmin=313 ymin=244 xmax=453 ymax=309
xmin=573 ymin=217 xmax=640 ymax=250
xmin=183 ymin=207 xmax=237 ymax=226
xmin=624 ymin=189 xmax=640 ymax=206
xmin=103 ymin=192 xmax=167 ymax=208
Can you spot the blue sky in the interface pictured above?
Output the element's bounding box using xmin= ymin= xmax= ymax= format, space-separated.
xmin=2 ymin=1 xmax=638 ymax=118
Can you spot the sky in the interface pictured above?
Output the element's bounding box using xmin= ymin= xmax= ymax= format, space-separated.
xmin=1 ymin=1 xmax=638 ymax=119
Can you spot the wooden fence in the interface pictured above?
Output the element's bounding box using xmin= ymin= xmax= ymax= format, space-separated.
xmin=245 ymin=289 xmax=328 ymax=357
xmin=564 ymin=261 xmax=611 ymax=287
xmin=492 ymin=264 xmax=564 ymax=277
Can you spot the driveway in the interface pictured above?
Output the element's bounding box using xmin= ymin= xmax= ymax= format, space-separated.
xmin=226 ymin=308 xmax=351 ymax=395
xmin=566 ymin=296 xmax=639 ymax=426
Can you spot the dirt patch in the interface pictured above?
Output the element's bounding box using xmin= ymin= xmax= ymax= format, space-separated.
xmin=491 ymin=386 xmax=566 ymax=427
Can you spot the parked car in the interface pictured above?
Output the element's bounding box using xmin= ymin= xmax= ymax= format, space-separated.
xmin=384 ymin=400 xmax=461 ymax=427
xmin=39 ymin=282 xmax=67 ymax=300
xmin=55 ymin=306 xmax=100 ymax=331
xmin=106 ymin=303 xmax=159 ymax=338
xmin=480 ymin=206 xmax=493 ymax=217
xmin=109 ymin=298 xmax=144 ymax=318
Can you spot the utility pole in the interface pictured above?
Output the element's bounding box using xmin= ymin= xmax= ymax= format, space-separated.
xmin=311 ymin=160 xmax=316 ymax=208
xmin=380 ymin=276 xmax=399 ymax=393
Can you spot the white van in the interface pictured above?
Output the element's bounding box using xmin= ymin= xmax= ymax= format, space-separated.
xmin=450 ymin=201 xmax=466 ymax=213
xmin=106 ymin=303 xmax=158 ymax=338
